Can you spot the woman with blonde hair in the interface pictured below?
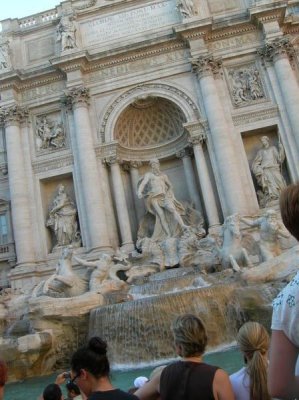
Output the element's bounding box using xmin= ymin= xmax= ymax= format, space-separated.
xmin=136 ymin=314 xmax=234 ymax=400
xmin=230 ymin=321 xmax=270 ymax=400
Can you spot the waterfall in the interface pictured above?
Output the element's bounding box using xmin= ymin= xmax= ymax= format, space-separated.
xmin=89 ymin=283 xmax=243 ymax=367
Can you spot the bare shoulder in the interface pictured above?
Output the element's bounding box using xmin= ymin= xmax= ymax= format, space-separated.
xmin=213 ymin=369 xmax=235 ymax=400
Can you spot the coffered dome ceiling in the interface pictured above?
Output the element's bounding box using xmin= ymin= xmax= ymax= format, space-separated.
xmin=114 ymin=96 xmax=186 ymax=148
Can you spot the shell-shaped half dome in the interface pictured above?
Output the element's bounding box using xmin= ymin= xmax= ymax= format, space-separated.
xmin=114 ymin=96 xmax=186 ymax=148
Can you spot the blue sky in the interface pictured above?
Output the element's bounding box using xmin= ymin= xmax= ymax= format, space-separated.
xmin=0 ymin=0 xmax=60 ymax=21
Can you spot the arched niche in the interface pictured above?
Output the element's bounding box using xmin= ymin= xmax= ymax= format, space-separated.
xmin=100 ymin=83 xmax=201 ymax=146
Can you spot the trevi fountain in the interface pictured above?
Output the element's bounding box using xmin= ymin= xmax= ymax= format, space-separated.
xmin=0 ymin=0 xmax=298 ymax=383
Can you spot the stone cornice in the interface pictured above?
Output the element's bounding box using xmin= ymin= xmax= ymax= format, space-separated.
xmin=232 ymin=105 xmax=279 ymax=126
xmin=250 ymin=3 xmax=287 ymax=26
xmin=174 ymin=18 xmax=212 ymax=40
xmin=96 ymin=133 xmax=189 ymax=162
xmin=32 ymin=154 xmax=74 ymax=174
xmin=85 ymin=41 xmax=185 ymax=72
xmin=0 ymin=71 xmax=64 ymax=93
xmin=206 ymin=23 xmax=257 ymax=42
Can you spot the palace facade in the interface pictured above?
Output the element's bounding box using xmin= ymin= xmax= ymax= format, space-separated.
xmin=0 ymin=0 xmax=298 ymax=290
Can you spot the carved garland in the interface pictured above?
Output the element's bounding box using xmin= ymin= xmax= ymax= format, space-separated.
xmin=100 ymin=84 xmax=199 ymax=142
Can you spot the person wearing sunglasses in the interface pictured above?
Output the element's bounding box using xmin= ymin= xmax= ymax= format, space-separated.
xmin=70 ymin=336 xmax=138 ymax=400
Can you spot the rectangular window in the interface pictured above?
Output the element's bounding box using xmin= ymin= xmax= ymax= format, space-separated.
xmin=0 ymin=215 xmax=8 ymax=245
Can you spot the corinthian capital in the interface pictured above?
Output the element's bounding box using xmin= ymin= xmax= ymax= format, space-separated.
xmin=188 ymin=133 xmax=207 ymax=146
xmin=191 ymin=56 xmax=222 ymax=78
xmin=258 ymin=37 xmax=295 ymax=63
xmin=64 ymin=86 xmax=90 ymax=108
xmin=104 ymin=155 xmax=122 ymax=166
xmin=1 ymin=105 xmax=29 ymax=126
xmin=176 ymin=148 xmax=193 ymax=159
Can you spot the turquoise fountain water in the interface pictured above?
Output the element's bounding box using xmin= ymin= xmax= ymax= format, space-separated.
xmin=5 ymin=347 xmax=243 ymax=400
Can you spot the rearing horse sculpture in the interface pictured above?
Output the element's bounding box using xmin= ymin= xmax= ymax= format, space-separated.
xmin=217 ymin=213 xmax=252 ymax=271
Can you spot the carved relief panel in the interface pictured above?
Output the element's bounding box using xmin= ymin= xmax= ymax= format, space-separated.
xmin=34 ymin=112 xmax=67 ymax=153
xmin=226 ymin=64 xmax=266 ymax=107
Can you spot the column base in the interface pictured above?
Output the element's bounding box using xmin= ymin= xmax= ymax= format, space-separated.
xmin=120 ymin=242 xmax=135 ymax=253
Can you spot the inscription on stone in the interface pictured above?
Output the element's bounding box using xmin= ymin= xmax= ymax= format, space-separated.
xmin=81 ymin=1 xmax=180 ymax=46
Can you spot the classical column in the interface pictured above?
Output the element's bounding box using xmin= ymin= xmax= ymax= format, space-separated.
xmin=188 ymin=134 xmax=220 ymax=227
xmin=65 ymin=87 xmax=111 ymax=250
xmin=191 ymin=55 xmax=247 ymax=215
xmin=176 ymin=148 xmax=202 ymax=212
xmin=260 ymin=37 xmax=299 ymax=151
xmin=128 ymin=161 xmax=145 ymax=223
xmin=2 ymin=105 xmax=36 ymax=264
xmin=106 ymin=157 xmax=134 ymax=251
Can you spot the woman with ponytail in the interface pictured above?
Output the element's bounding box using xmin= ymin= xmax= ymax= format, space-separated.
xmin=229 ymin=321 xmax=270 ymax=400
xmin=70 ymin=337 xmax=138 ymax=400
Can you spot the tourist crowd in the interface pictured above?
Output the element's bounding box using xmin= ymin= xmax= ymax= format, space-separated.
xmin=1 ymin=184 xmax=299 ymax=400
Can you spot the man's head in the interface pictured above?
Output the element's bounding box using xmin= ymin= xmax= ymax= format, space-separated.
xmin=66 ymin=381 xmax=81 ymax=398
xmin=42 ymin=384 xmax=63 ymax=400
xmin=171 ymin=314 xmax=207 ymax=357
xmin=261 ymin=136 xmax=270 ymax=148
xmin=149 ymin=159 xmax=160 ymax=174
xmin=280 ymin=183 xmax=299 ymax=241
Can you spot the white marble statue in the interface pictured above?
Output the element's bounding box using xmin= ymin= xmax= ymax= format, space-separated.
xmin=137 ymin=159 xmax=187 ymax=240
xmin=241 ymin=209 xmax=290 ymax=262
xmin=32 ymin=247 xmax=87 ymax=298
xmin=73 ymin=253 xmax=127 ymax=294
xmin=177 ymin=0 xmax=195 ymax=18
xmin=0 ymin=41 xmax=11 ymax=71
xmin=216 ymin=213 xmax=252 ymax=271
xmin=252 ymin=136 xmax=286 ymax=207
xmin=56 ymin=14 xmax=77 ymax=51
xmin=46 ymin=185 xmax=81 ymax=249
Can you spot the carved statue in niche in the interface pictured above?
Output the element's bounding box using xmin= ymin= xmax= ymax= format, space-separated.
xmin=241 ymin=209 xmax=289 ymax=262
xmin=137 ymin=159 xmax=188 ymax=241
xmin=56 ymin=13 xmax=77 ymax=52
xmin=36 ymin=116 xmax=65 ymax=151
xmin=46 ymin=184 xmax=81 ymax=250
xmin=251 ymin=135 xmax=286 ymax=207
xmin=229 ymin=67 xmax=264 ymax=106
xmin=176 ymin=0 xmax=196 ymax=18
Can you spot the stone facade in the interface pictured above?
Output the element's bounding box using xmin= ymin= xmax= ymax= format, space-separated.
xmin=0 ymin=0 xmax=298 ymax=290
